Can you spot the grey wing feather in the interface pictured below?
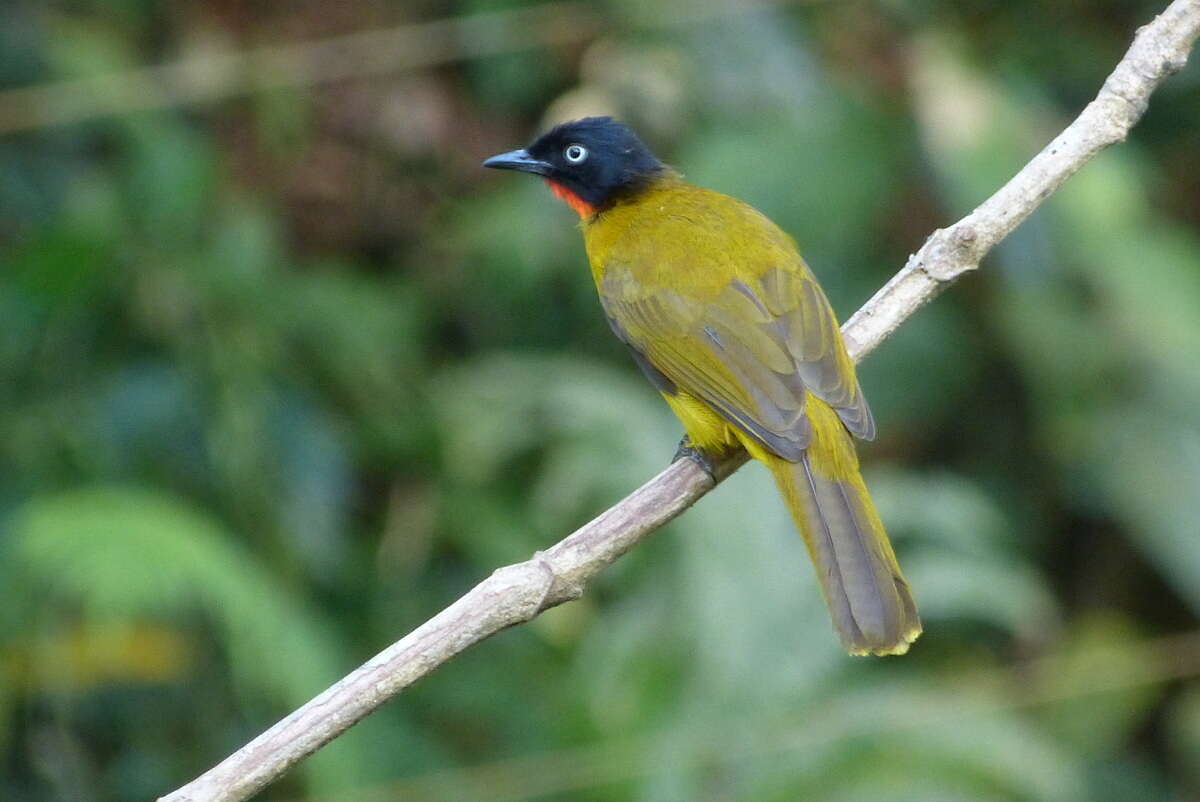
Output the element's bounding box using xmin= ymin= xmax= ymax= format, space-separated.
xmin=599 ymin=255 xmax=874 ymax=462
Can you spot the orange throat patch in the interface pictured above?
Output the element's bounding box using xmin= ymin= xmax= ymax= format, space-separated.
xmin=544 ymin=179 xmax=596 ymax=218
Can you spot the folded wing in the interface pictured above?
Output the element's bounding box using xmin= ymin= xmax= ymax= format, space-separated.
xmin=601 ymin=255 xmax=874 ymax=462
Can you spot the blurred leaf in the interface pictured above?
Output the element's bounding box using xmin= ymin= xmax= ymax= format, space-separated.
xmin=909 ymin=31 xmax=1049 ymax=213
xmin=792 ymin=686 xmax=1090 ymax=802
xmin=856 ymin=301 xmax=980 ymax=437
xmin=869 ymin=468 xmax=1059 ymax=639
xmin=1166 ymin=683 xmax=1200 ymax=792
xmin=120 ymin=121 xmax=216 ymax=240
xmin=868 ymin=468 xmax=1008 ymax=557
xmin=1036 ymin=616 xmax=1163 ymax=757
xmin=45 ymin=16 xmax=139 ymax=78
xmin=7 ymin=622 xmax=191 ymax=691
xmin=906 ymin=552 xmax=1059 ymax=641
xmin=431 ymin=353 xmax=670 ymax=488
xmin=4 ymin=487 xmax=368 ymax=794
xmin=1087 ymin=408 xmax=1200 ymax=613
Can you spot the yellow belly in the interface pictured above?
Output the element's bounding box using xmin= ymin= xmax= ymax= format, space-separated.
xmin=663 ymin=391 xmax=733 ymax=449
xmin=662 ymin=389 xmax=860 ymax=477
xmin=661 ymin=390 xmax=775 ymax=462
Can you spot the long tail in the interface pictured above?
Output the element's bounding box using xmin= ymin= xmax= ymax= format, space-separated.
xmin=759 ymin=409 xmax=921 ymax=656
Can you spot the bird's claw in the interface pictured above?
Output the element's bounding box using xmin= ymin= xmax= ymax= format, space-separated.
xmin=672 ymin=435 xmax=717 ymax=482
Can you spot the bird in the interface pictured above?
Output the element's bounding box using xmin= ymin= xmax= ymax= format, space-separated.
xmin=483 ymin=116 xmax=920 ymax=656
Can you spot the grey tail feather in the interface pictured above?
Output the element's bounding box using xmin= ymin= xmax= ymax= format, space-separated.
xmin=774 ymin=453 xmax=920 ymax=656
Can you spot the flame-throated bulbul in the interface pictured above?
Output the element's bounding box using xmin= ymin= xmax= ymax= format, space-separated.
xmin=484 ymin=117 xmax=920 ymax=655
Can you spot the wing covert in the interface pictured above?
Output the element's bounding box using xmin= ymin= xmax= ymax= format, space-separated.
xmin=600 ymin=256 xmax=874 ymax=461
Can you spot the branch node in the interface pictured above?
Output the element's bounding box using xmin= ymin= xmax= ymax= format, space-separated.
xmin=914 ymin=227 xmax=977 ymax=283
xmin=953 ymin=225 xmax=978 ymax=251
xmin=533 ymin=550 xmax=579 ymax=610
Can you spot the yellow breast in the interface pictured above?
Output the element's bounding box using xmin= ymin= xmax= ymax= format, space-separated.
xmin=580 ymin=177 xmax=802 ymax=299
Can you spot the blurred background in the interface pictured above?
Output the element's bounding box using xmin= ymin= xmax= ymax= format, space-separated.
xmin=2 ymin=0 xmax=1200 ymax=799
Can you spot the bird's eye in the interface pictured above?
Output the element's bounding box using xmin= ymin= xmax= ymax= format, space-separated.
xmin=564 ymin=144 xmax=588 ymax=164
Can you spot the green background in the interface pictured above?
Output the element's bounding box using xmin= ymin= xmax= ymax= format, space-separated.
xmin=3 ymin=0 xmax=1200 ymax=799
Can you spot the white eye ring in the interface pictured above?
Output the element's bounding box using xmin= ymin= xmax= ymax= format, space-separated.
xmin=564 ymin=144 xmax=588 ymax=164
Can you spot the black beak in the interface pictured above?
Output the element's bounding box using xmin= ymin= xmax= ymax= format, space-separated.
xmin=482 ymin=148 xmax=553 ymax=176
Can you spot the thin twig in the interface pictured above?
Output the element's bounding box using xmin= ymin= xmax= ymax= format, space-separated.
xmin=0 ymin=0 xmax=826 ymax=135
xmin=0 ymin=3 xmax=599 ymax=135
xmin=160 ymin=2 xmax=1200 ymax=800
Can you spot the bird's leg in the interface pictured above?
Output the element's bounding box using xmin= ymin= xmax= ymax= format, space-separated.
xmin=672 ymin=435 xmax=718 ymax=482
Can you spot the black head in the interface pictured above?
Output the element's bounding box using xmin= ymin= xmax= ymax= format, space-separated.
xmin=482 ymin=117 xmax=665 ymax=209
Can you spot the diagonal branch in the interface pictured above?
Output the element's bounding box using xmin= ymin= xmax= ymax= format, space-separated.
xmin=159 ymin=2 xmax=1200 ymax=800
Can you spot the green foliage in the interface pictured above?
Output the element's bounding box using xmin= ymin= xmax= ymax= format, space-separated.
xmin=3 ymin=487 xmax=364 ymax=794
xmin=1 ymin=0 xmax=1198 ymax=800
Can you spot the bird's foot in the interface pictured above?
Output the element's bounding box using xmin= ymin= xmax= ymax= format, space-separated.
xmin=672 ymin=435 xmax=718 ymax=482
